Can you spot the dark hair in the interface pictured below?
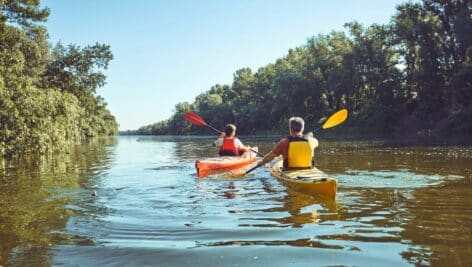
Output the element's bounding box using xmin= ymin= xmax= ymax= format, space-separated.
xmin=289 ymin=117 xmax=305 ymax=133
xmin=224 ymin=124 xmax=236 ymax=136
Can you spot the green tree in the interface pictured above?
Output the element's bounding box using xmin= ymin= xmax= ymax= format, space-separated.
xmin=0 ymin=0 xmax=117 ymax=157
xmin=136 ymin=0 xmax=471 ymax=139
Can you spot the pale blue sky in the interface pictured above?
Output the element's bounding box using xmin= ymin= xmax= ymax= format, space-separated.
xmin=42 ymin=0 xmax=405 ymax=130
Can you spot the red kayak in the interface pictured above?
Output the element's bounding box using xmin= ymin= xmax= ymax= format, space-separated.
xmin=195 ymin=147 xmax=258 ymax=178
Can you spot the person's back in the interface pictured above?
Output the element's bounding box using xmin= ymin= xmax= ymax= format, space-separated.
xmin=284 ymin=134 xmax=314 ymax=169
xmin=214 ymin=124 xmax=249 ymax=156
xmin=257 ymin=117 xmax=318 ymax=169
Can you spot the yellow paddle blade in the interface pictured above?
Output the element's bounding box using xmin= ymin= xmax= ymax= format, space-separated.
xmin=322 ymin=109 xmax=348 ymax=129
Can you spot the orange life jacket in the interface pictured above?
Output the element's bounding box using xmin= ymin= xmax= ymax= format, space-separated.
xmin=219 ymin=137 xmax=239 ymax=156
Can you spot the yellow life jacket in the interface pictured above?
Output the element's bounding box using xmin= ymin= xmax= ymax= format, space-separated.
xmin=283 ymin=135 xmax=313 ymax=169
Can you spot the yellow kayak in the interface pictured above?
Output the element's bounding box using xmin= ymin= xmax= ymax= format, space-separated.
xmin=269 ymin=159 xmax=337 ymax=199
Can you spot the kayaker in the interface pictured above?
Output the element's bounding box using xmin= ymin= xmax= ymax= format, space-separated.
xmin=214 ymin=124 xmax=250 ymax=156
xmin=257 ymin=117 xmax=318 ymax=169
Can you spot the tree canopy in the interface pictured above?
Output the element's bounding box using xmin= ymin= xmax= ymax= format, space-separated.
xmin=131 ymin=0 xmax=471 ymax=139
xmin=0 ymin=0 xmax=117 ymax=157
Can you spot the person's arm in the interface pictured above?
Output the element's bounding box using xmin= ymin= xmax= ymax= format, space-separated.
xmin=257 ymin=151 xmax=277 ymax=166
xmin=213 ymin=135 xmax=224 ymax=147
xmin=235 ymin=138 xmax=250 ymax=151
xmin=306 ymin=132 xmax=319 ymax=150
xmin=313 ymin=137 xmax=319 ymax=149
xmin=257 ymin=138 xmax=285 ymax=166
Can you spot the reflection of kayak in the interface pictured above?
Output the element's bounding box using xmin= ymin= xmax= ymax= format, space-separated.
xmin=269 ymin=159 xmax=337 ymax=199
xmin=281 ymin=189 xmax=340 ymax=225
xmin=196 ymin=147 xmax=258 ymax=178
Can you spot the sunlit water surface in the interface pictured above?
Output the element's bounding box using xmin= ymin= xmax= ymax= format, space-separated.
xmin=0 ymin=136 xmax=471 ymax=266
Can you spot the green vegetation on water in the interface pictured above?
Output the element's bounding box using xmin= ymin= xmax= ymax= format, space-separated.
xmin=128 ymin=0 xmax=472 ymax=139
xmin=0 ymin=1 xmax=118 ymax=158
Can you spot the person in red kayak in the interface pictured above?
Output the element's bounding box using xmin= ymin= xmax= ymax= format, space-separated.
xmin=214 ymin=124 xmax=250 ymax=156
xmin=256 ymin=117 xmax=318 ymax=169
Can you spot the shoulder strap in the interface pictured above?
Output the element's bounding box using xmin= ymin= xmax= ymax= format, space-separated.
xmin=287 ymin=135 xmax=308 ymax=142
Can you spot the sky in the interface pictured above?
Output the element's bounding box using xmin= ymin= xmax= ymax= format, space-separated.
xmin=42 ymin=0 xmax=406 ymax=131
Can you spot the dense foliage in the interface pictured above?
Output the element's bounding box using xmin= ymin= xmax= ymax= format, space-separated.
xmin=0 ymin=0 xmax=117 ymax=157
xmin=131 ymin=0 xmax=471 ymax=138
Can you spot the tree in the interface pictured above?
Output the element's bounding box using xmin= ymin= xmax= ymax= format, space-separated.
xmin=0 ymin=0 xmax=50 ymax=27
xmin=137 ymin=0 xmax=471 ymax=139
xmin=0 ymin=1 xmax=117 ymax=157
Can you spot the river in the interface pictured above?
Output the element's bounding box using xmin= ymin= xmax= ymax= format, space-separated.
xmin=0 ymin=136 xmax=471 ymax=266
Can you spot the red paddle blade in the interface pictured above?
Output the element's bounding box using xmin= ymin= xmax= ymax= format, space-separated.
xmin=184 ymin=112 xmax=208 ymax=126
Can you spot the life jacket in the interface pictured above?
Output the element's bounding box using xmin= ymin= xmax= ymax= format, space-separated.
xmin=219 ymin=137 xmax=239 ymax=156
xmin=283 ymin=135 xmax=314 ymax=169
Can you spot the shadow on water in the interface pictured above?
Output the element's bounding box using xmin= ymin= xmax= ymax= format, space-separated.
xmin=0 ymin=137 xmax=117 ymax=266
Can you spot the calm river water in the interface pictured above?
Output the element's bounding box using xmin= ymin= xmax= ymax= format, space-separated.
xmin=0 ymin=136 xmax=471 ymax=266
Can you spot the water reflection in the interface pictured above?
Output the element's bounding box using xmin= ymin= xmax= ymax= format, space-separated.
xmin=400 ymin=184 xmax=472 ymax=266
xmin=0 ymin=137 xmax=117 ymax=266
xmin=1 ymin=136 xmax=471 ymax=266
xmin=173 ymin=137 xmax=472 ymax=266
xmin=224 ymin=187 xmax=339 ymax=228
xmin=317 ymin=141 xmax=470 ymax=178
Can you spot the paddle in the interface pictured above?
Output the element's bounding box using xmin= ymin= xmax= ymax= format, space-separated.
xmin=184 ymin=112 xmax=264 ymax=157
xmin=184 ymin=112 xmax=222 ymax=135
xmin=244 ymin=109 xmax=349 ymax=175
xmin=314 ymin=109 xmax=348 ymax=131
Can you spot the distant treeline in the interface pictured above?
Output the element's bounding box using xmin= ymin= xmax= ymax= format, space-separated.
xmin=131 ymin=0 xmax=472 ymax=138
xmin=0 ymin=1 xmax=118 ymax=157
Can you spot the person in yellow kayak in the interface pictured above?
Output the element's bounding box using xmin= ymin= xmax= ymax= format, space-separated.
xmin=214 ymin=124 xmax=250 ymax=156
xmin=257 ymin=117 xmax=318 ymax=169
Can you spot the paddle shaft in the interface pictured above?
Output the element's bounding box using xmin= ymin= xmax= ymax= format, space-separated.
xmin=245 ymin=165 xmax=260 ymax=174
xmin=313 ymin=125 xmax=323 ymax=133
xmin=206 ymin=124 xmax=223 ymax=135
